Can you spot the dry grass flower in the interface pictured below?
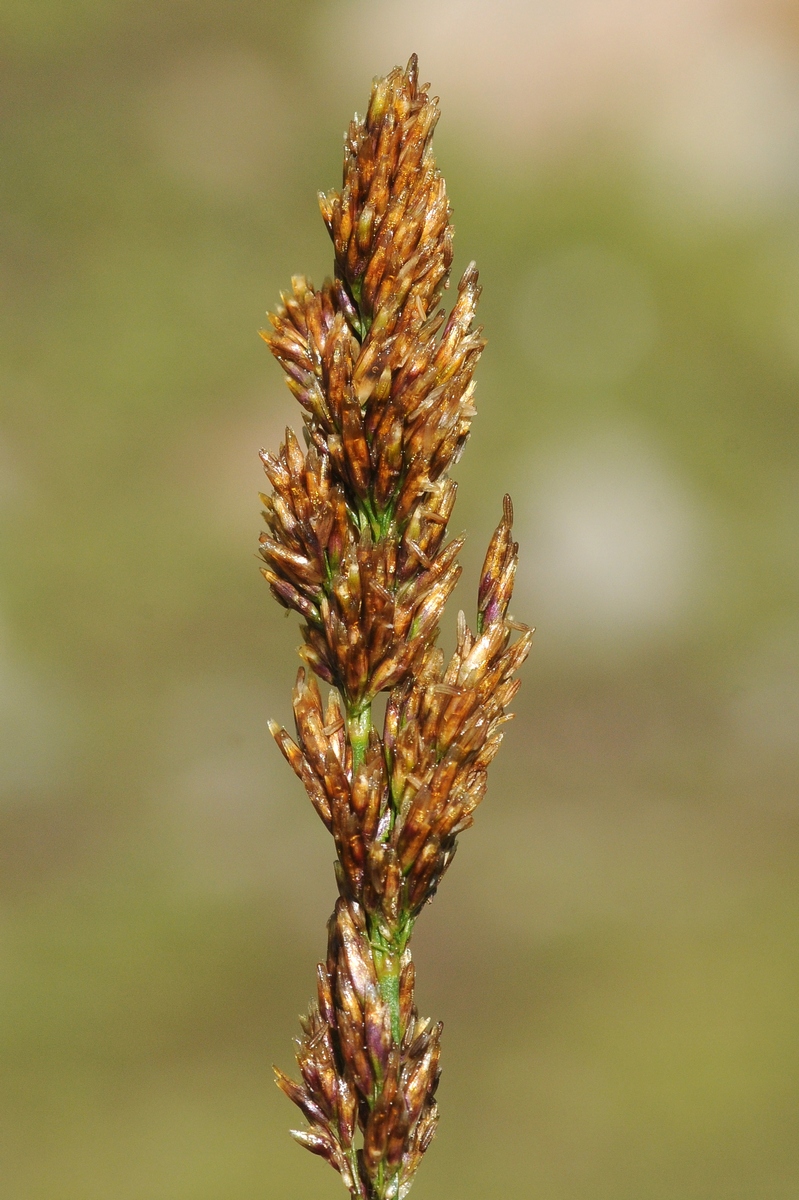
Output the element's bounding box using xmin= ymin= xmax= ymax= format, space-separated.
xmin=259 ymin=55 xmax=532 ymax=1199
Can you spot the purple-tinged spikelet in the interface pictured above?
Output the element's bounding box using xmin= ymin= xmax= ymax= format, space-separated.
xmin=259 ymin=55 xmax=532 ymax=1199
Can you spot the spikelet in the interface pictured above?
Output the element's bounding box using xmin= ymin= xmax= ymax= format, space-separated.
xmin=260 ymin=55 xmax=531 ymax=1199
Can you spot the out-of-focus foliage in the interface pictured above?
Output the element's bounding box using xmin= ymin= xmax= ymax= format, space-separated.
xmin=1 ymin=2 xmax=798 ymax=1197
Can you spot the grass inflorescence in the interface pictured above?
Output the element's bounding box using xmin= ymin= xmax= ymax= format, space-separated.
xmin=258 ymin=54 xmax=531 ymax=1200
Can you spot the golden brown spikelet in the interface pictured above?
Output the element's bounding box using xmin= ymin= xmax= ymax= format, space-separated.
xmin=259 ymin=54 xmax=532 ymax=1200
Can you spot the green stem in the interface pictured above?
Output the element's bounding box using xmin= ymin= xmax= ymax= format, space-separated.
xmin=347 ymin=703 xmax=372 ymax=773
xmin=370 ymin=914 xmax=413 ymax=1043
xmin=378 ymin=962 xmax=401 ymax=1044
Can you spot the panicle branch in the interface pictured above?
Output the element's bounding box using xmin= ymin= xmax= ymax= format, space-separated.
xmin=258 ymin=55 xmax=531 ymax=1200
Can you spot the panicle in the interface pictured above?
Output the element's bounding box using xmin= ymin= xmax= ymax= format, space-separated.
xmin=274 ymin=898 xmax=442 ymax=1199
xmin=258 ymin=55 xmax=485 ymax=713
xmin=260 ymin=54 xmax=531 ymax=1200
xmin=320 ymin=54 xmax=453 ymax=335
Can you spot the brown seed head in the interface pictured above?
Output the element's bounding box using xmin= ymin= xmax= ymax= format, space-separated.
xmin=263 ymin=55 xmax=531 ymax=1200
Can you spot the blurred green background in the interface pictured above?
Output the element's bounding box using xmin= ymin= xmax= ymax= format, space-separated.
xmin=2 ymin=1 xmax=799 ymax=1197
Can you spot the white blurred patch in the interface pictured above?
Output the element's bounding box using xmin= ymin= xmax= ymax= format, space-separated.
xmin=142 ymin=49 xmax=290 ymax=199
xmin=519 ymin=245 xmax=657 ymax=385
xmin=519 ymin=431 xmax=706 ymax=642
xmin=319 ymin=0 xmax=697 ymax=146
xmin=646 ymin=33 xmax=799 ymax=218
xmin=729 ymin=628 xmax=799 ymax=758
xmin=321 ymin=0 xmax=799 ymax=213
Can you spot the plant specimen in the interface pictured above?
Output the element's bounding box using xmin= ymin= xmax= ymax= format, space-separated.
xmin=258 ymin=55 xmax=531 ymax=1200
